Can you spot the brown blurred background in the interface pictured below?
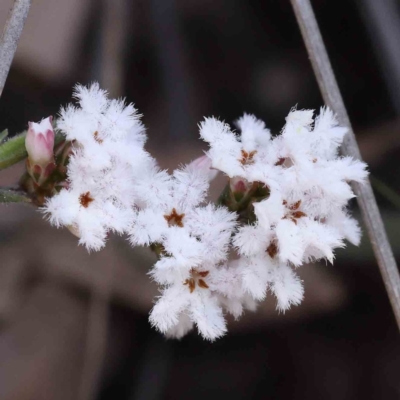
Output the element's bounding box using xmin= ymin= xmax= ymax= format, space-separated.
xmin=0 ymin=0 xmax=399 ymax=399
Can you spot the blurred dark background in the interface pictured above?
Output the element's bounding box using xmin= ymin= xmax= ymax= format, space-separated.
xmin=0 ymin=0 xmax=399 ymax=399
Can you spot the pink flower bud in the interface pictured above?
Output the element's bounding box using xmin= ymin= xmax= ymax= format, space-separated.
xmin=188 ymin=155 xmax=219 ymax=181
xmin=230 ymin=176 xmax=249 ymax=194
xmin=26 ymin=116 xmax=55 ymax=167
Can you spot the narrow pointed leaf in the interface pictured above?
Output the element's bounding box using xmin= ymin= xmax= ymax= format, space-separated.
xmin=0 ymin=129 xmax=8 ymax=143
xmin=0 ymin=132 xmax=27 ymax=170
xmin=0 ymin=188 xmax=31 ymax=203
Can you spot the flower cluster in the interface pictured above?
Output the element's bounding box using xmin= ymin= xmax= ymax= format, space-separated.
xmin=200 ymin=110 xmax=367 ymax=311
xmin=43 ymin=83 xmax=151 ymax=250
xmin=129 ymin=163 xmax=237 ymax=339
xmin=39 ymin=84 xmax=367 ymax=340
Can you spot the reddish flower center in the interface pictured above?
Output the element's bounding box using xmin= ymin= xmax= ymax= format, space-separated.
xmin=79 ymin=192 xmax=94 ymax=208
xmin=164 ymin=208 xmax=185 ymax=227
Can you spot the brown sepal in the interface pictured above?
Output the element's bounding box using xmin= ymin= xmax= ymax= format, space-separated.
xmin=198 ymin=279 xmax=209 ymax=289
xmin=184 ymin=278 xmax=196 ymax=293
xmin=266 ymin=241 xmax=278 ymax=258
xmin=94 ymin=131 xmax=103 ymax=144
xmin=292 ymin=211 xmax=306 ymax=219
xmin=289 ymin=200 xmax=301 ymax=211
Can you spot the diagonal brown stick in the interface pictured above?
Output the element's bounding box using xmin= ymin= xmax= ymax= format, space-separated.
xmin=0 ymin=0 xmax=31 ymax=98
xmin=290 ymin=0 xmax=400 ymax=330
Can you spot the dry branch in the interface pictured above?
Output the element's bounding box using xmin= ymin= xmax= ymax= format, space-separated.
xmin=0 ymin=0 xmax=31 ymax=97
xmin=290 ymin=0 xmax=400 ymax=329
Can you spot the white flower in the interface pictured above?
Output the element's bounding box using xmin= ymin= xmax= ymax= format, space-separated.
xmin=199 ymin=114 xmax=275 ymax=179
xmin=149 ymin=272 xmax=227 ymax=341
xmin=187 ymin=154 xmax=219 ymax=182
xmin=269 ymin=262 xmax=304 ymax=312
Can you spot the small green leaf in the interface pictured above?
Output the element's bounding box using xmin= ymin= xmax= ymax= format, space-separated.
xmin=0 ymin=188 xmax=31 ymax=203
xmin=0 ymin=129 xmax=8 ymax=143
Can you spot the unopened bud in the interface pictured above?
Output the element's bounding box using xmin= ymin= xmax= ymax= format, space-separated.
xmin=230 ymin=176 xmax=249 ymax=194
xmin=26 ymin=117 xmax=55 ymax=168
xmin=25 ymin=117 xmax=55 ymax=185
xmin=188 ymin=155 xmax=218 ymax=182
